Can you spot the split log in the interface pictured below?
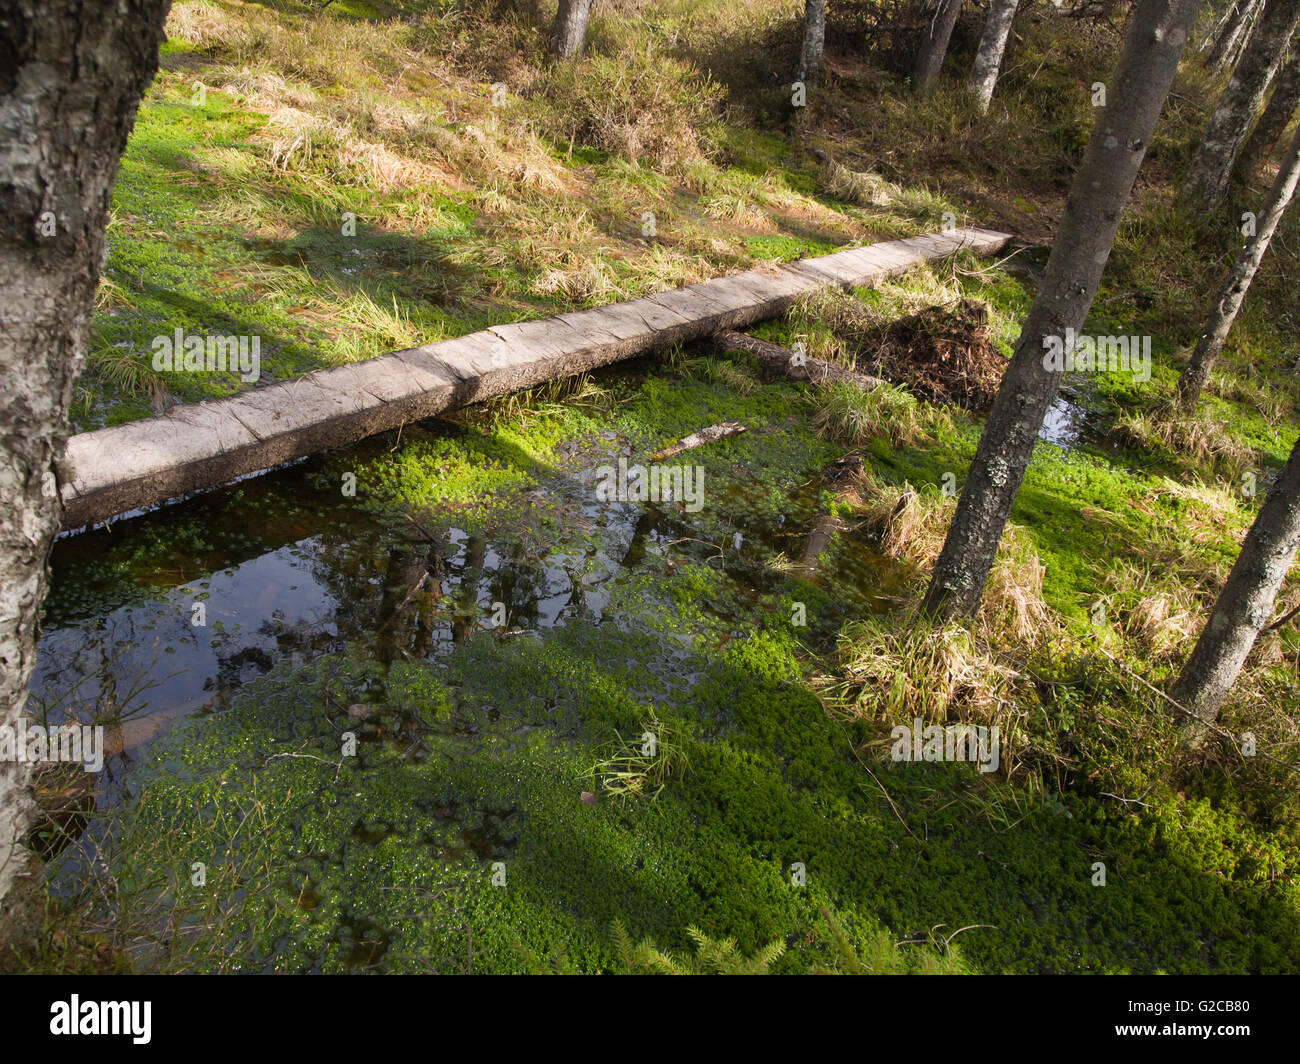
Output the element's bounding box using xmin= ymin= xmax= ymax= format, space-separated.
xmin=714 ymin=330 xmax=884 ymax=391
xmin=651 ymin=421 xmax=746 ymax=460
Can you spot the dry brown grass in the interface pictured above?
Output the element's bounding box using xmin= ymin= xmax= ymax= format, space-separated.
xmin=1111 ymin=402 xmax=1255 ymax=478
xmin=821 ymin=160 xmax=897 ymax=207
xmin=848 ymin=470 xmax=1049 ymax=645
xmin=1102 ymin=559 xmax=1200 ymax=661
xmin=831 ymin=617 xmax=1021 ymax=728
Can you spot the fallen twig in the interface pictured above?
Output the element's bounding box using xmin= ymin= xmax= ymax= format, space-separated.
xmin=651 ymin=421 xmax=746 ymax=460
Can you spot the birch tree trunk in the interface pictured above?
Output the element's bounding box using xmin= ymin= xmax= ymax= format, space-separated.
xmin=970 ymin=0 xmax=1021 ymax=112
xmin=798 ymin=0 xmax=828 ymax=83
xmin=1235 ymin=47 xmax=1300 ymax=180
xmin=919 ymin=0 xmax=1204 ymax=619
xmin=0 ymin=0 xmax=169 ymax=927
xmin=913 ymin=0 xmax=963 ymax=96
xmin=552 ymin=0 xmax=594 ymax=61
xmin=1184 ymin=0 xmax=1300 ymax=209
xmin=1178 ymin=123 xmax=1300 ymax=407
xmin=1170 ymin=433 xmax=1300 ymax=742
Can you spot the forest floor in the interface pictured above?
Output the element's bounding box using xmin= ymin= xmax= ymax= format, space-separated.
xmin=11 ymin=0 xmax=1300 ymax=973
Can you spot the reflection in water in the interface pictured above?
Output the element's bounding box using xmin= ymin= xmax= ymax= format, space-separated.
xmin=31 ymin=412 xmax=907 ymax=809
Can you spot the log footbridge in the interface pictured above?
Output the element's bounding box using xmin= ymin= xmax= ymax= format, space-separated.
xmin=60 ymin=227 xmax=1011 ymax=530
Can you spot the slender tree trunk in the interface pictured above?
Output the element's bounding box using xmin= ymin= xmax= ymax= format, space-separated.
xmin=1230 ymin=0 xmax=1269 ymax=64
xmin=1170 ymin=433 xmax=1300 ymax=742
xmin=970 ymin=0 xmax=1021 ymax=112
xmin=1184 ymin=0 xmax=1300 ymax=209
xmin=1236 ymin=48 xmax=1300 ymax=180
xmin=1178 ymin=123 xmax=1300 ymax=406
xmin=798 ymin=0 xmax=828 ymax=83
xmin=1209 ymin=0 xmax=1263 ymax=68
xmin=919 ymin=0 xmax=1204 ymax=620
xmin=1203 ymin=1 xmax=1246 ymax=52
xmin=0 ymin=0 xmax=169 ymax=927
xmin=552 ymin=0 xmax=594 ymax=61
xmin=913 ymin=0 xmax=963 ymax=96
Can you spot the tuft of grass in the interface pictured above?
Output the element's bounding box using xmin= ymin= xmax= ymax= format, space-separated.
xmin=588 ymin=711 xmax=690 ymax=803
xmin=679 ymin=355 xmax=761 ymax=396
xmin=812 ymin=381 xmax=938 ymax=448
xmin=821 ymin=159 xmax=897 ymax=207
xmin=1111 ymin=401 xmax=1255 ymax=477
xmin=829 ymin=615 xmax=1022 ymax=731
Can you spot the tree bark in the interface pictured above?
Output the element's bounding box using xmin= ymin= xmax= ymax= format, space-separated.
xmin=1209 ymin=0 xmax=1263 ymax=68
xmin=1184 ymin=0 xmax=1300 ymax=209
xmin=913 ymin=0 xmax=963 ymax=97
xmin=1235 ymin=47 xmax=1300 ymax=181
xmin=1178 ymin=122 xmax=1300 ymax=407
xmin=1203 ymin=0 xmax=1247 ymax=53
xmin=1170 ymin=433 xmax=1300 ymax=741
xmin=0 ymin=0 xmax=168 ymax=922
xmin=970 ymin=0 xmax=1021 ymax=112
xmin=798 ymin=0 xmax=828 ymax=83
xmin=919 ymin=0 xmax=1203 ymax=620
xmin=651 ymin=422 xmax=746 ymax=460
xmin=552 ymin=0 xmax=594 ymax=61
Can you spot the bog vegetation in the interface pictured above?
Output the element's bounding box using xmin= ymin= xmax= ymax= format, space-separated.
xmin=5 ymin=0 xmax=1300 ymax=974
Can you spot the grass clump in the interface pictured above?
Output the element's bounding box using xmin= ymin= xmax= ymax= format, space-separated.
xmin=1111 ymin=402 xmax=1256 ymax=478
xmin=830 ymin=617 xmax=1021 ymax=735
xmin=812 ymin=381 xmax=936 ymax=448
xmin=589 ymin=712 xmax=691 ymax=804
xmin=531 ymin=46 xmax=724 ymax=173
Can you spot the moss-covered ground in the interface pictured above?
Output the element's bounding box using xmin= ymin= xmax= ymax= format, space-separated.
xmin=18 ymin=0 xmax=1300 ymax=974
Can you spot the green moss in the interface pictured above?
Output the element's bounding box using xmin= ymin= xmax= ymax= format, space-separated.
xmin=92 ymin=624 xmax=1300 ymax=973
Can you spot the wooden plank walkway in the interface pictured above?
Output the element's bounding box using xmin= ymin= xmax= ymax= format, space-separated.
xmin=60 ymin=227 xmax=1010 ymax=529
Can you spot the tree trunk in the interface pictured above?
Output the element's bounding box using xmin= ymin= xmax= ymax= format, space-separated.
xmin=1230 ymin=0 xmax=1269 ymax=65
xmin=970 ymin=0 xmax=1021 ymax=113
xmin=913 ymin=0 xmax=963 ymax=96
xmin=1235 ymin=48 xmax=1300 ymax=181
xmin=1209 ymin=0 xmax=1263 ymax=68
xmin=798 ymin=0 xmax=828 ymax=83
xmin=1184 ymin=0 xmax=1300 ymax=209
xmin=1170 ymin=433 xmax=1300 ymax=741
xmin=552 ymin=0 xmax=594 ymax=61
xmin=1203 ymin=1 xmax=1246 ymax=53
xmin=1178 ymin=123 xmax=1300 ymax=407
xmin=919 ymin=0 xmax=1203 ymax=620
xmin=0 ymin=0 xmax=169 ymax=924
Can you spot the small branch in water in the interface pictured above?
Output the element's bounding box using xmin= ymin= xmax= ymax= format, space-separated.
xmin=659 ymin=536 xmax=725 ymax=566
xmin=651 ymin=421 xmax=746 ymax=460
